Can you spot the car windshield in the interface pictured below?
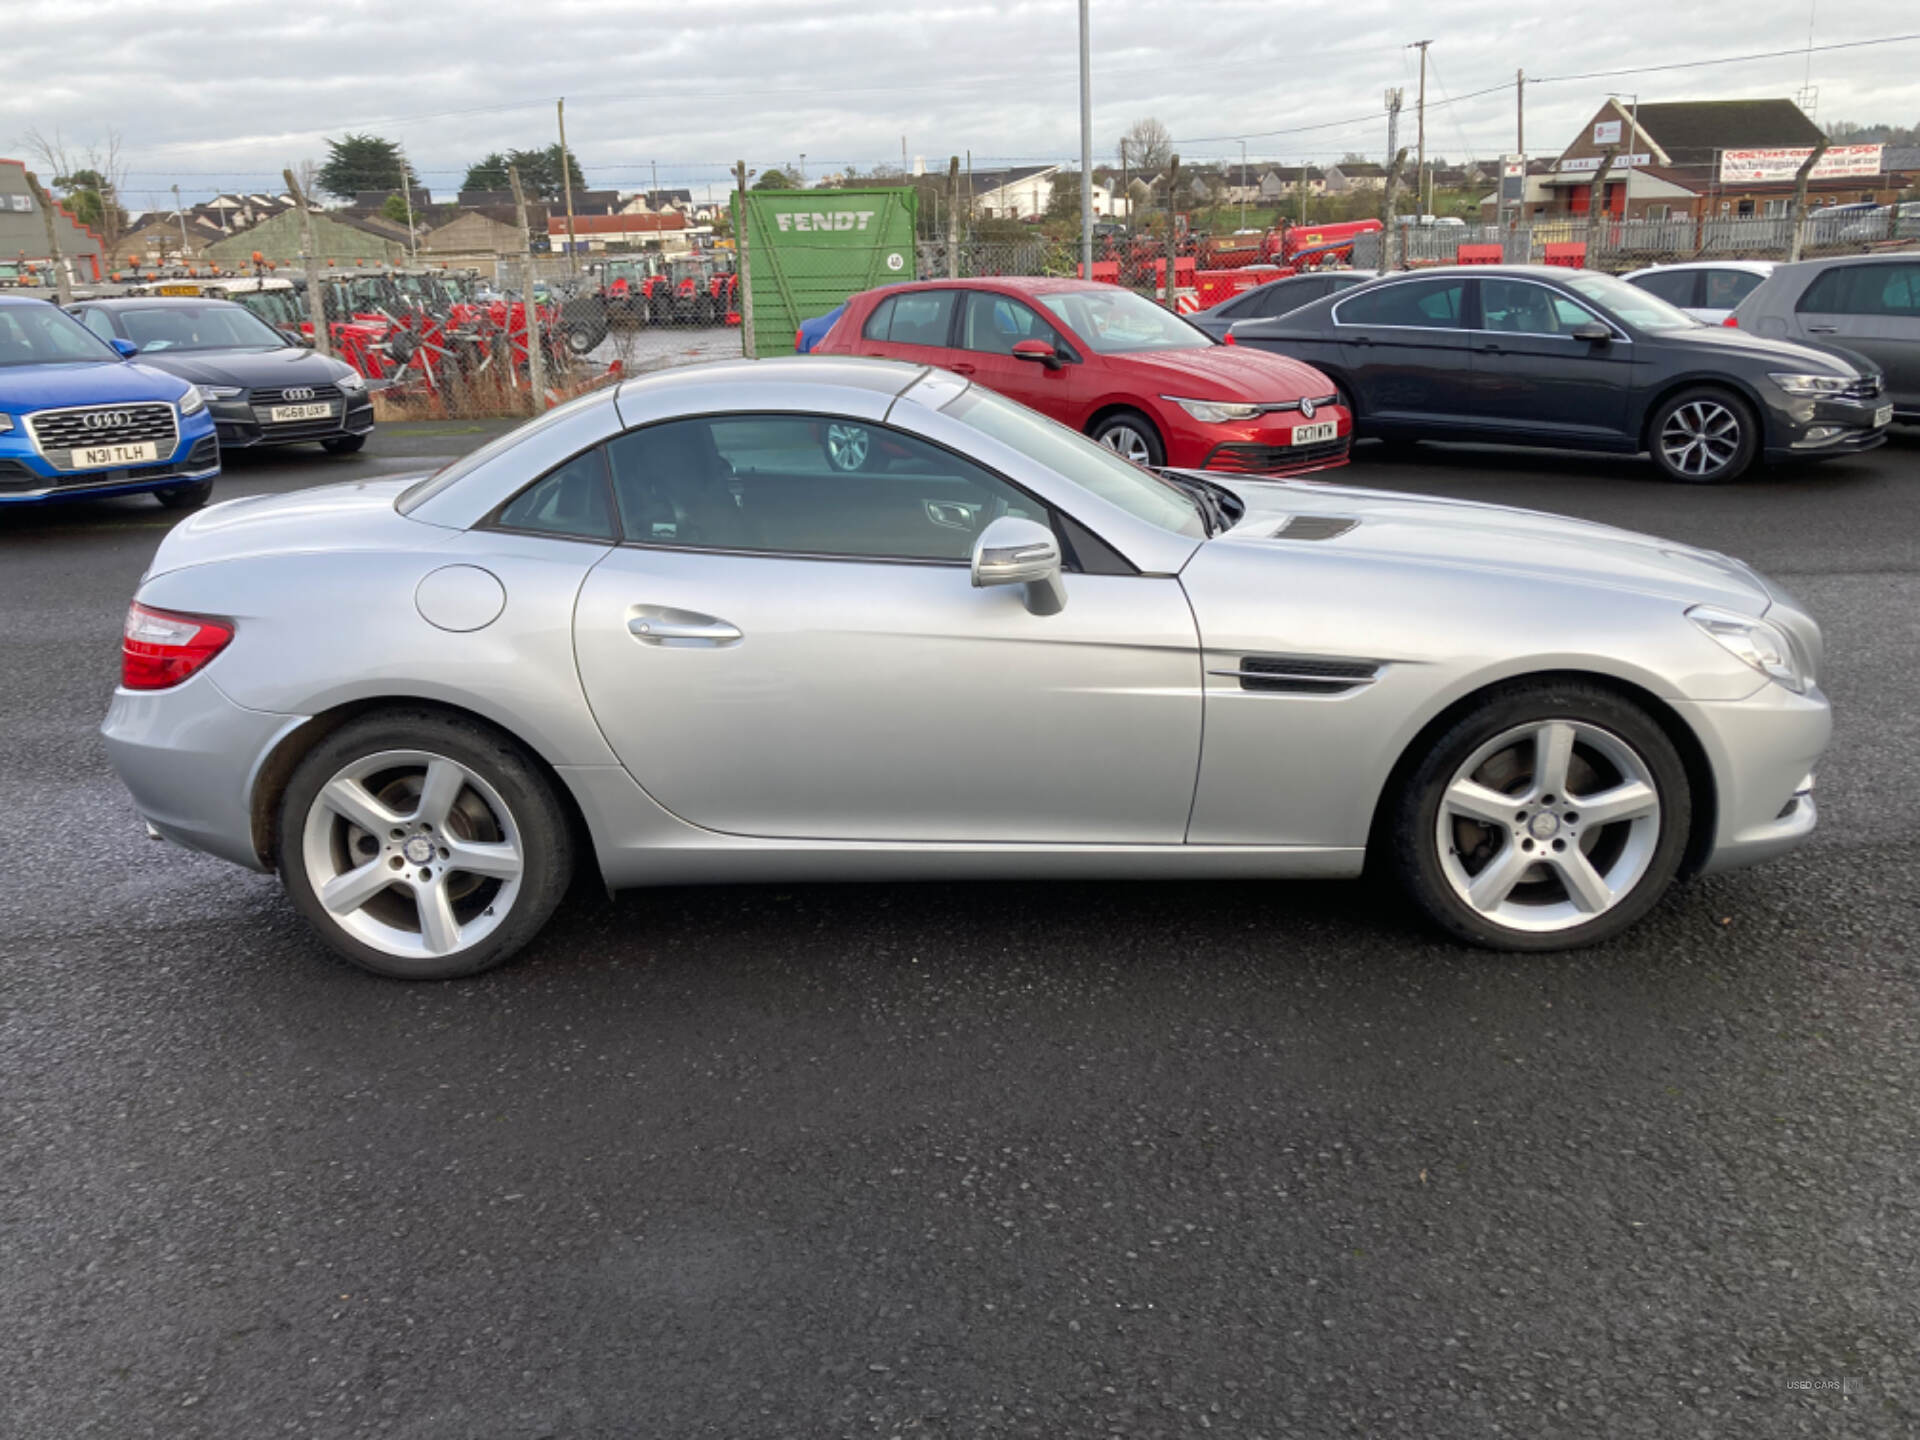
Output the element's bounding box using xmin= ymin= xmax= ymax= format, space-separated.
xmin=120 ymin=304 xmax=288 ymax=352
xmin=943 ymin=386 xmax=1206 ymax=539
xmin=1562 ymin=272 xmax=1699 ymax=331
xmin=0 ymin=303 xmax=123 ymax=367
xmin=1038 ymin=287 xmax=1214 ymax=354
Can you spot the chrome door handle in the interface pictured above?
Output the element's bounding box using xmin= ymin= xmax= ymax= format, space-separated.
xmin=1477 ymin=342 xmax=1503 ymax=352
xmin=1804 ymin=324 xmax=1838 ymax=334
xmin=628 ymin=615 xmax=742 ymax=644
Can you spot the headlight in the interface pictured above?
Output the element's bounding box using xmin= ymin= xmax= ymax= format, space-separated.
xmin=1687 ymin=605 xmax=1808 ymax=693
xmin=0 ymin=413 xmax=13 ymax=433
xmin=1768 ymin=372 xmax=1852 ymax=397
xmin=178 ymin=387 xmax=206 ymax=415
xmin=335 ymin=369 xmax=366 ymax=392
xmin=1163 ymin=395 xmax=1263 ymax=424
xmin=199 ymin=385 xmax=245 ymax=400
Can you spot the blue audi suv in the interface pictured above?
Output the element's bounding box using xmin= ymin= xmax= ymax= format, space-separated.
xmin=0 ymin=294 xmax=220 ymax=509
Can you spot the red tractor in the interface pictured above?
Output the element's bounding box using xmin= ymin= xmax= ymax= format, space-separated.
xmin=667 ymin=254 xmax=728 ymax=326
xmin=596 ymin=256 xmax=672 ymax=326
xmin=1260 ymin=218 xmax=1383 ymax=269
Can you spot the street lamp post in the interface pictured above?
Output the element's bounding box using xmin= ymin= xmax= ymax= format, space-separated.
xmin=1077 ymin=0 xmax=1093 ymax=278
xmin=1239 ymin=139 xmax=1248 ymax=230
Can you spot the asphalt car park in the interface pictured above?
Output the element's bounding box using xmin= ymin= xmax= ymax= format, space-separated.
xmin=4 ymin=422 xmax=1919 ymax=1436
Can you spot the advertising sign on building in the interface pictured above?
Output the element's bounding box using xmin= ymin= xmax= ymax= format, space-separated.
xmin=1592 ymin=120 xmax=1624 ymax=145
xmin=1557 ymin=154 xmax=1652 ymax=174
xmin=1718 ymin=145 xmax=1884 ymax=184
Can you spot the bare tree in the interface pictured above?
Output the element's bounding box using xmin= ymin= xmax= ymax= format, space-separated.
xmin=1120 ymin=118 xmax=1172 ymax=174
xmin=22 ymin=125 xmax=130 ymax=255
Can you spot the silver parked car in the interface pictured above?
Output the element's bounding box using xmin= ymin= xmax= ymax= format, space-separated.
xmin=104 ymin=359 xmax=1830 ymax=978
xmin=1730 ymin=253 xmax=1920 ymax=421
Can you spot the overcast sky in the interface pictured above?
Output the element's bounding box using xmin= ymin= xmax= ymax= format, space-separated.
xmin=4 ymin=0 xmax=1916 ymax=209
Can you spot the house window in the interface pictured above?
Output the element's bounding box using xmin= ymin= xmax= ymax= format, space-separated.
xmin=1763 ymin=199 xmax=1789 ymax=218
xmin=1644 ymin=204 xmax=1670 ymax=221
xmin=1737 ymin=199 xmax=1755 ymax=217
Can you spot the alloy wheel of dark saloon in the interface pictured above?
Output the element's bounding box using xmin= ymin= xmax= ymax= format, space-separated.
xmin=1650 ymin=387 xmax=1757 ymax=483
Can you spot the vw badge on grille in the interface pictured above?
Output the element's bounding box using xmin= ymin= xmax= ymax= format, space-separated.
xmin=283 ymin=387 xmax=315 ymax=402
xmin=1300 ymin=397 xmax=1316 ymax=420
xmin=83 ymin=411 xmax=132 ymax=430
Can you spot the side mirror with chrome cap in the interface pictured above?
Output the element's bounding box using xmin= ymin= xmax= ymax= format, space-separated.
xmin=1571 ymin=322 xmax=1612 ymax=344
xmin=971 ymin=515 xmax=1066 ymax=616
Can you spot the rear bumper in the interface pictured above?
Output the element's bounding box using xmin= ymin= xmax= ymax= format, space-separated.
xmin=101 ymin=674 xmax=305 ymax=872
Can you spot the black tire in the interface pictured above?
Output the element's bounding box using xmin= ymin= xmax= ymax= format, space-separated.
xmin=563 ymin=324 xmax=594 ymax=356
xmin=1647 ymin=386 xmax=1759 ymax=483
xmin=321 ymin=433 xmax=367 ymax=455
xmin=1089 ymin=410 xmax=1166 ymax=467
xmin=1387 ymin=679 xmax=1692 ymax=951
xmin=275 ymin=710 xmax=575 ymax=980
xmin=153 ymin=477 xmax=214 ymax=509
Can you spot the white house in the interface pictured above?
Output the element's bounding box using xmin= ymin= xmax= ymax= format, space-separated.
xmin=967 ymin=165 xmax=1059 ymax=219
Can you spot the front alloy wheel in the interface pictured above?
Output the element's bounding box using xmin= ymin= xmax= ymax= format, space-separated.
xmin=278 ymin=713 xmax=572 ymax=978
xmin=1090 ymin=412 xmax=1165 ymax=467
xmin=1390 ymin=682 xmax=1691 ymax=950
xmin=1650 ymin=388 xmax=1756 ymax=483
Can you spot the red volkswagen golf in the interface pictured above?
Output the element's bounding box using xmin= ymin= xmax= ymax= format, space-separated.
xmin=812 ymin=276 xmax=1350 ymax=475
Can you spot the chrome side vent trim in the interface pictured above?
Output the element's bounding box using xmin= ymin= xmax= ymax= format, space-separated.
xmin=1212 ymin=654 xmax=1383 ymax=695
xmin=1272 ymin=514 xmax=1360 ymax=542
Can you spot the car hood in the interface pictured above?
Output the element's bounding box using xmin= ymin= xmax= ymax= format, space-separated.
xmin=1111 ymin=344 xmax=1334 ymax=400
xmin=0 ymin=359 xmax=194 ymax=411
xmin=1653 ymin=323 xmax=1859 ymax=375
xmin=1206 ymin=474 xmax=1774 ymax=614
xmin=129 ymin=347 xmax=356 ymax=391
xmin=144 ymin=475 xmax=450 ymax=580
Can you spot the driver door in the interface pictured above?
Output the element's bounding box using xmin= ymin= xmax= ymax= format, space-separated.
xmin=571 ymin=412 xmax=1203 ymax=843
xmin=949 ymin=290 xmax=1088 ymax=427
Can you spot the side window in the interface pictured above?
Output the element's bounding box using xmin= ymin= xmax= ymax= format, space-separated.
xmin=1703 ymin=270 xmax=1762 ymax=311
xmin=1631 ymin=270 xmax=1698 ymax=308
xmin=491 ymin=447 xmax=617 ymax=541
xmin=1480 ymin=280 xmax=1601 ymax=336
xmin=606 ymin=414 xmax=1051 ymax=563
xmin=860 ymin=295 xmax=895 ymax=341
xmin=865 ymin=290 xmax=956 ymax=346
xmin=960 ymin=292 xmax=1055 ymax=354
xmin=76 ymin=308 xmax=119 ymax=341
xmin=1335 ymin=278 xmax=1465 ymax=328
xmin=1793 ymin=265 xmax=1916 ymax=316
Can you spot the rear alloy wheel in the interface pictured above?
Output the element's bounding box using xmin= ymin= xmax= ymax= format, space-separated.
xmin=1391 ymin=682 xmax=1690 ymax=950
xmin=277 ymin=713 xmax=573 ymax=979
xmin=1649 ymin=387 xmax=1757 ymax=483
xmin=153 ymin=477 xmax=214 ymax=510
xmin=1091 ymin=411 xmax=1165 ymax=467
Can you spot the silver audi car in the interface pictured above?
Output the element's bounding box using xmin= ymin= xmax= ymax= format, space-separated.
xmin=103 ymin=358 xmax=1829 ymax=978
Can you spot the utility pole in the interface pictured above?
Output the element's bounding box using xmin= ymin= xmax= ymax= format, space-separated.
xmin=22 ymin=171 xmax=72 ymax=303
xmin=507 ymin=165 xmax=547 ymax=412
xmin=651 ymin=160 xmax=659 ymax=203
xmin=1516 ymin=68 xmax=1526 ymax=156
xmin=1119 ymin=139 xmax=1129 ymax=226
xmin=171 ymin=183 xmax=191 ymax=260
xmin=1239 ymin=139 xmax=1248 ymax=230
xmin=283 ymin=168 xmax=333 ymax=357
xmin=733 ymin=160 xmax=756 ymax=358
xmin=1788 ymin=138 xmax=1831 ymax=261
xmin=1410 ymin=40 xmax=1431 ymax=219
xmin=947 ymin=155 xmax=961 ymax=279
xmin=1382 ymin=89 xmax=1405 ymax=270
xmin=1078 ymin=0 xmax=1094 ymax=279
xmin=398 ymin=147 xmax=417 ymax=264
xmin=1162 ymin=154 xmax=1181 ymax=310
xmin=557 ymin=98 xmax=579 ymax=278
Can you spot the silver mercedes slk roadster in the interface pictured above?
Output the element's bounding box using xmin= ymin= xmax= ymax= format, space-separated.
xmin=104 ymin=358 xmax=1829 ymax=978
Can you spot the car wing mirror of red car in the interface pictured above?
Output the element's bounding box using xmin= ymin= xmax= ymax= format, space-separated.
xmin=1011 ymin=338 xmax=1062 ymax=369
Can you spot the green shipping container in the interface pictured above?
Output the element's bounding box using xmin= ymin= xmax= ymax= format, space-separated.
xmin=741 ymin=188 xmax=917 ymax=357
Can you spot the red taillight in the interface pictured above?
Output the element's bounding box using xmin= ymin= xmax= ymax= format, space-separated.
xmin=1223 ymin=331 xmax=1237 ymax=345
xmin=121 ymin=603 xmax=233 ymax=690
xmin=1722 ymin=314 xmax=1739 ymax=327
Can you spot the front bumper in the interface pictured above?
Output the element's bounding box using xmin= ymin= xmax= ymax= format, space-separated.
xmin=1762 ymin=390 xmax=1892 ymax=461
xmin=0 ymin=431 xmax=220 ymax=504
xmin=101 ymin=673 xmax=306 ymax=872
xmin=209 ymin=394 xmax=376 ymax=448
xmin=1670 ymin=682 xmax=1832 ymax=875
xmin=1175 ymin=405 xmax=1354 ymax=476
